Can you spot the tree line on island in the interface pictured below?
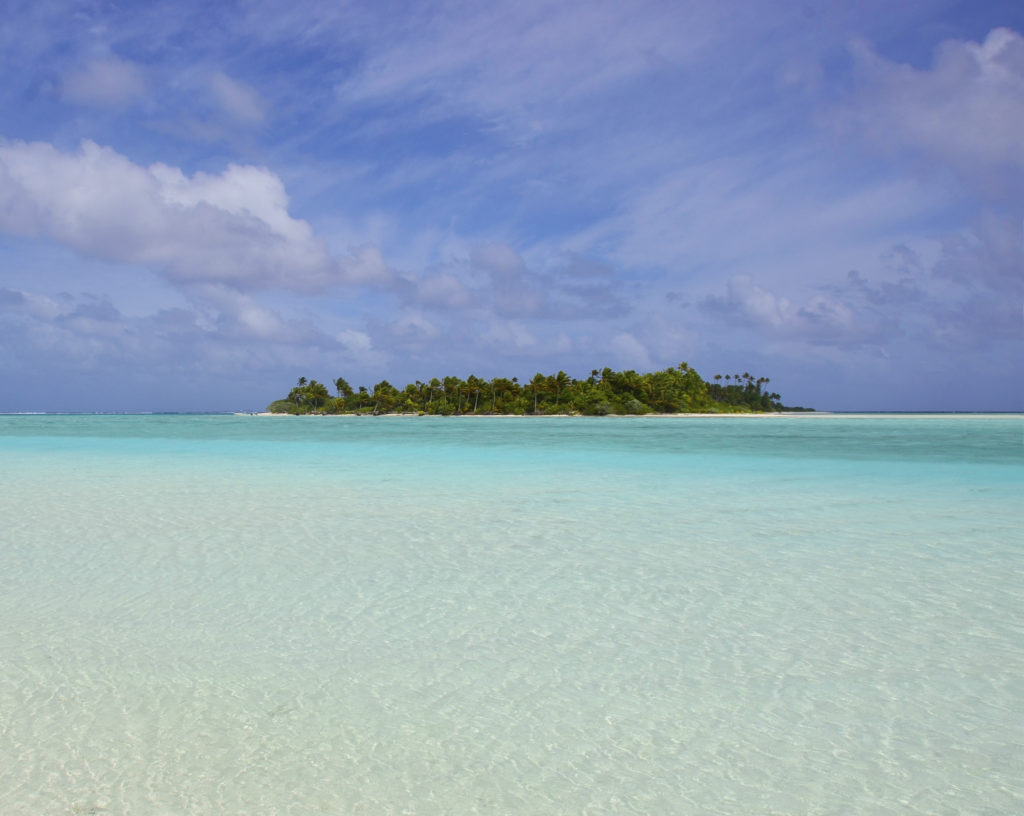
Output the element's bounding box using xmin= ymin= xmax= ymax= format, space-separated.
xmin=267 ymin=364 xmax=811 ymax=415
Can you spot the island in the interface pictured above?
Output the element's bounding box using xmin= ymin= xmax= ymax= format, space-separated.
xmin=267 ymin=364 xmax=811 ymax=415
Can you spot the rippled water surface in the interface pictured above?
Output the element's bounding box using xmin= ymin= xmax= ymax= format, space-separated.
xmin=1 ymin=414 xmax=1021 ymax=814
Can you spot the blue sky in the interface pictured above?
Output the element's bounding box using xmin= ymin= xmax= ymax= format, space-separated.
xmin=1 ymin=0 xmax=1021 ymax=411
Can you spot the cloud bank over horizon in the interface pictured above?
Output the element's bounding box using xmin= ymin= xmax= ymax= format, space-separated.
xmin=0 ymin=0 xmax=1021 ymax=411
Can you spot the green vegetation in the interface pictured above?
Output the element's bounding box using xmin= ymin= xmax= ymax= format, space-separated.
xmin=268 ymin=364 xmax=810 ymax=415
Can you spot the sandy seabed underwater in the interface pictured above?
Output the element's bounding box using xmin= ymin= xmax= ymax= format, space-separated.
xmin=0 ymin=413 xmax=1021 ymax=815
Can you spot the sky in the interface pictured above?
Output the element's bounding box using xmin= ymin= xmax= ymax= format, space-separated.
xmin=0 ymin=0 xmax=1021 ymax=412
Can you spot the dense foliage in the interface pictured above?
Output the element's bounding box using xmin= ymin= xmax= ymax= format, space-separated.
xmin=268 ymin=365 xmax=808 ymax=415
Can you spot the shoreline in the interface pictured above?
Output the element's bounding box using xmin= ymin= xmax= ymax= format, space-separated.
xmin=241 ymin=411 xmax=1024 ymax=417
xmin=244 ymin=411 xmax=819 ymax=418
xmin=241 ymin=411 xmax=1020 ymax=419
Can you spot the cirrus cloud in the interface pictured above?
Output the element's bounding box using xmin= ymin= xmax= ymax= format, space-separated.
xmin=62 ymin=56 xmax=147 ymax=108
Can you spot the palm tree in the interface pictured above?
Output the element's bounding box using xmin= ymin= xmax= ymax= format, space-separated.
xmin=306 ymin=380 xmax=329 ymax=411
xmin=463 ymin=376 xmax=483 ymax=414
xmin=529 ymin=373 xmax=546 ymax=413
xmin=334 ymin=376 xmax=353 ymax=399
xmin=442 ymin=376 xmax=463 ymax=412
xmin=491 ymin=377 xmax=516 ymax=413
xmin=552 ymin=370 xmax=570 ymax=408
xmin=641 ymin=374 xmax=657 ymax=410
xmin=372 ymin=380 xmax=396 ymax=413
xmin=291 ymin=377 xmax=308 ymax=409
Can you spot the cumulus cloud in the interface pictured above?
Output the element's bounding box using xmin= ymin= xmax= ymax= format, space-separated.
xmin=608 ymin=332 xmax=651 ymax=369
xmin=705 ymin=276 xmax=796 ymax=330
xmin=0 ymin=287 xmax=63 ymax=320
xmin=0 ymin=139 xmax=364 ymax=292
xmin=702 ymin=244 xmax=1022 ymax=355
xmin=336 ymin=328 xmax=373 ymax=352
xmin=405 ymin=243 xmax=624 ymax=319
xmin=400 ymin=242 xmax=622 ymax=319
xmin=479 ymin=319 xmax=538 ymax=351
xmin=701 ymin=274 xmax=901 ymax=348
xmin=389 ymin=311 xmax=442 ymax=342
xmin=933 ymin=212 xmax=1024 ymax=298
xmin=1 ymin=288 xmax=163 ymax=371
xmin=342 ymin=244 xmax=395 ymax=286
xmin=469 ymin=243 xmax=545 ymax=317
xmin=695 ymin=27 xmax=1024 ymax=362
xmin=416 ymin=272 xmax=474 ymax=309
xmin=188 ymin=285 xmax=313 ymax=343
xmin=62 ymin=56 xmax=147 ymax=107
xmin=843 ymin=27 xmax=1024 ymax=190
xmin=543 ymin=252 xmax=626 ymax=315
xmin=0 ymin=281 xmax=387 ymax=388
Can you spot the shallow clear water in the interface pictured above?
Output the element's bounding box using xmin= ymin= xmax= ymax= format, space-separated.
xmin=0 ymin=414 xmax=1021 ymax=815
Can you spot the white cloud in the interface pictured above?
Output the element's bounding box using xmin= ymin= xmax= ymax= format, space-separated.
xmin=480 ymin=319 xmax=537 ymax=351
xmin=342 ymin=244 xmax=394 ymax=286
xmin=713 ymin=276 xmax=796 ymax=329
xmin=335 ymin=0 xmax=718 ymax=137
xmin=396 ymin=242 xmax=625 ymax=319
xmin=191 ymin=285 xmax=291 ymax=341
xmin=416 ymin=273 xmax=474 ymax=309
xmin=471 ymin=242 xmax=525 ymax=280
xmin=0 ymin=288 xmax=63 ymax=321
xmin=62 ymin=56 xmax=147 ymax=107
xmin=464 ymin=243 xmax=547 ymax=317
xmin=699 ymin=254 xmax=1023 ymax=355
xmin=567 ymin=148 xmax=938 ymax=277
xmin=844 ymin=28 xmax=1024 ymax=176
xmin=0 ymin=281 xmax=378 ymax=390
xmin=0 ymin=139 xmax=346 ymax=292
xmin=700 ymin=274 xmax=904 ymax=349
xmin=335 ymin=327 xmax=389 ymax=369
xmin=933 ymin=212 xmax=1024 ymax=298
xmin=608 ymin=332 xmax=651 ymax=369
xmin=708 ymin=270 xmax=917 ymax=346
xmin=151 ymin=161 xmax=311 ymax=245
xmin=390 ymin=311 xmax=441 ymax=341
xmin=209 ymin=72 xmax=266 ymax=124
xmin=337 ymin=328 xmax=372 ymax=352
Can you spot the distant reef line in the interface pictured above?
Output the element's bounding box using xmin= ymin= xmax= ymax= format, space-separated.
xmin=268 ymin=364 xmax=813 ymax=416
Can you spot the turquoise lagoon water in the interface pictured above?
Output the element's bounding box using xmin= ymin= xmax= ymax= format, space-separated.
xmin=0 ymin=414 xmax=1020 ymax=815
